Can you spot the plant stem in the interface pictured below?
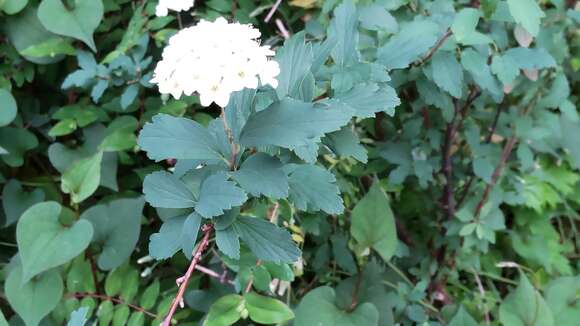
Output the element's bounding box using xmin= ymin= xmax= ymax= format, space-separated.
xmin=162 ymin=224 xmax=214 ymax=326
xmin=220 ymin=107 xmax=239 ymax=170
xmin=68 ymin=292 xmax=158 ymax=318
xmin=416 ymin=29 xmax=452 ymax=65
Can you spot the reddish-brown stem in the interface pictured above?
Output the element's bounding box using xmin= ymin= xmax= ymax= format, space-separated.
xmin=68 ymin=292 xmax=158 ymax=318
xmin=162 ymin=224 xmax=214 ymax=326
xmin=85 ymin=251 xmax=101 ymax=294
xmin=416 ymin=29 xmax=452 ymax=65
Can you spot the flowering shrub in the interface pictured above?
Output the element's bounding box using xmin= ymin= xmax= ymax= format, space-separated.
xmin=1 ymin=0 xmax=580 ymax=325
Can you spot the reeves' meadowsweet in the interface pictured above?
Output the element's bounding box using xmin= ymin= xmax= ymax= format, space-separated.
xmin=150 ymin=18 xmax=280 ymax=107
xmin=155 ymin=0 xmax=195 ymax=17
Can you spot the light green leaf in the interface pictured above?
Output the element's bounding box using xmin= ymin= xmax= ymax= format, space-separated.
xmin=112 ymin=305 xmax=130 ymax=326
xmin=377 ymin=20 xmax=439 ymax=70
xmin=431 ymin=51 xmax=464 ymax=98
xmin=328 ymin=0 xmax=359 ymax=67
xmin=100 ymin=116 xmax=139 ymax=152
xmin=196 ymin=173 xmax=247 ymax=218
xmin=449 ymin=306 xmax=477 ymax=326
xmin=5 ymin=265 xmax=63 ymax=326
xmin=244 ymin=292 xmax=294 ymax=324
xmin=20 ymin=38 xmax=76 ymax=57
xmin=358 ymin=4 xmax=398 ymax=33
xmin=61 ymin=151 xmax=103 ymax=203
xmin=139 ymin=280 xmax=160 ymax=311
xmin=138 ymin=113 xmax=221 ymax=162
xmin=204 ymin=294 xmax=244 ymax=326
xmin=2 ymin=0 xmax=28 ymax=14
xmin=334 ymin=83 xmax=400 ymax=117
xmin=232 ymin=153 xmax=289 ymax=199
xmin=37 ymin=0 xmax=104 ymax=51
xmin=102 ymin=5 xmax=147 ymax=64
xmin=17 ymin=201 xmax=93 ymax=283
xmin=504 ymin=47 xmax=556 ymax=70
xmin=545 ymin=276 xmax=580 ymax=326
xmin=499 ymin=273 xmax=554 ymax=326
xmin=49 ymin=119 xmax=78 ymax=137
xmin=1 ymin=179 xmax=45 ymax=228
xmin=239 ymin=98 xmax=353 ymax=152
xmin=233 ymin=216 xmax=301 ymax=263
xmin=350 ymin=182 xmax=397 ymax=261
xmin=294 ymin=287 xmax=379 ymax=326
xmin=506 ymin=0 xmax=544 ymax=37
xmin=451 ymin=8 xmax=493 ymax=45
xmin=143 ymin=171 xmax=196 ymax=209
xmin=285 ymin=164 xmax=344 ymax=214
xmin=274 ymin=33 xmax=314 ymax=100
xmin=491 ymin=54 xmax=520 ymax=86
xmin=81 ymin=197 xmax=145 ymax=270
xmin=0 ymin=89 xmax=17 ymax=127
xmin=461 ymin=49 xmax=503 ymax=102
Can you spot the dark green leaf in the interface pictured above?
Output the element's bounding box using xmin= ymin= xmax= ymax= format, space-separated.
xmin=285 ymin=164 xmax=344 ymax=214
xmin=143 ymin=171 xmax=196 ymax=209
xmin=232 ymin=153 xmax=289 ymax=199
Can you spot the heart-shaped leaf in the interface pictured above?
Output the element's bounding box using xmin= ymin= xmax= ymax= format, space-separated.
xmin=0 ymin=88 xmax=17 ymax=127
xmin=17 ymin=201 xmax=94 ymax=283
xmin=2 ymin=179 xmax=45 ymax=227
xmin=37 ymin=0 xmax=104 ymax=51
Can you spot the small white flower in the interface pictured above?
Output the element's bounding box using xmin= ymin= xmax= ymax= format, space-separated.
xmin=151 ymin=17 xmax=280 ymax=107
xmin=155 ymin=0 xmax=195 ymax=17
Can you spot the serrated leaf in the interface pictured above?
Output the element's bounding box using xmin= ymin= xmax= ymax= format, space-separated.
xmin=17 ymin=201 xmax=94 ymax=283
xmin=216 ymin=226 xmax=240 ymax=259
xmin=431 ymin=51 xmax=464 ymax=98
xmin=37 ymin=0 xmax=104 ymax=51
xmin=499 ymin=273 xmax=554 ymax=326
xmin=377 ymin=20 xmax=439 ymax=70
xmin=61 ymin=150 xmax=103 ymax=203
xmin=138 ymin=114 xmax=221 ymax=162
xmin=461 ymin=49 xmax=503 ymax=102
xmin=149 ymin=212 xmax=201 ymax=260
xmin=504 ymin=47 xmax=556 ymax=70
xmin=143 ymin=171 xmax=196 ymax=208
xmin=506 ymin=0 xmax=544 ymax=37
xmin=285 ymin=164 xmax=344 ymax=214
xmin=274 ymin=33 xmax=314 ymax=100
xmin=232 ymin=153 xmax=289 ymax=199
xmin=358 ymin=4 xmax=397 ymax=33
xmin=350 ymin=182 xmax=397 ymax=261
xmin=325 ymin=125 xmax=368 ymax=163
xmin=196 ymin=173 xmax=247 ymax=218
xmin=451 ymin=8 xmax=493 ymax=45
xmin=328 ymin=0 xmax=359 ymax=67
xmin=491 ymin=54 xmax=520 ymax=86
xmin=81 ymin=197 xmax=145 ymax=270
xmin=233 ymin=216 xmax=301 ymax=263
xmin=244 ymin=292 xmax=294 ymax=324
xmin=334 ymin=83 xmax=400 ymax=117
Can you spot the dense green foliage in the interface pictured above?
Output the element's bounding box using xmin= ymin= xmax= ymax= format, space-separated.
xmin=1 ymin=0 xmax=580 ymax=325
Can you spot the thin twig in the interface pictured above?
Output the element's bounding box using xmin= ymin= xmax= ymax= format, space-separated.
xmin=275 ymin=19 xmax=290 ymax=39
xmin=244 ymin=260 xmax=262 ymax=293
xmin=471 ymin=268 xmax=490 ymax=326
xmin=162 ymin=224 xmax=214 ymax=326
xmin=416 ymin=29 xmax=452 ymax=65
xmin=195 ymin=265 xmax=234 ymax=284
xmin=264 ymin=0 xmax=282 ymax=22
xmin=348 ymin=271 xmax=364 ymax=312
xmin=86 ymin=252 xmax=101 ymax=294
xmin=220 ymin=107 xmax=239 ymax=170
xmin=68 ymin=292 xmax=158 ymax=318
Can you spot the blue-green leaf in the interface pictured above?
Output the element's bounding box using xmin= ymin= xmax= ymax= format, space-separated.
xmin=149 ymin=212 xmax=201 ymax=260
xmin=196 ymin=173 xmax=247 ymax=218
xmin=143 ymin=171 xmax=196 ymax=209
xmin=328 ymin=0 xmax=359 ymax=68
xmin=378 ymin=20 xmax=439 ymax=70
xmin=506 ymin=0 xmax=544 ymax=37
xmin=274 ymin=33 xmax=314 ymax=100
xmin=451 ymin=8 xmax=493 ymax=45
xmin=284 ymin=164 xmax=344 ymax=214
xmin=232 ymin=153 xmax=289 ymax=199
xmin=461 ymin=49 xmax=503 ymax=102
xmin=431 ymin=51 xmax=464 ymax=98
xmin=504 ymin=47 xmax=556 ymax=70
xmin=334 ymin=83 xmax=400 ymax=117
xmin=324 ymin=126 xmax=368 ymax=163
xmin=216 ymin=226 xmax=240 ymax=259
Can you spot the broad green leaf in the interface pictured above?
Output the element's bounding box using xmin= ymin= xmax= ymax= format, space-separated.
xmin=233 ymin=216 xmax=301 ymax=263
xmin=499 ymin=273 xmax=554 ymax=326
xmin=37 ymin=0 xmax=104 ymax=51
xmin=138 ymin=114 xmax=222 ymax=162
xmin=358 ymin=4 xmax=398 ymax=33
xmin=294 ymin=287 xmax=379 ymax=326
xmin=5 ymin=265 xmax=63 ymax=326
xmin=325 ymin=125 xmax=368 ymax=163
xmin=560 ymin=116 xmax=580 ymax=170
xmin=239 ymin=98 xmax=353 ymax=151
xmin=244 ymin=292 xmax=294 ymax=324
xmin=204 ymin=294 xmax=244 ymax=326
xmin=67 ymin=307 xmax=89 ymax=326
xmin=216 ymin=226 xmax=240 ymax=259
xmin=1 ymin=179 xmax=45 ymax=227
xmin=504 ymin=47 xmax=556 ymax=70
xmin=127 ymin=312 xmax=145 ymax=326
xmin=49 ymin=119 xmax=78 ymax=137
xmin=377 ymin=20 xmax=439 ymax=70
xmin=334 ymin=83 xmax=400 ymax=117
xmin=0 ymin=89 xmax=17 ymax=127
xmin=81 ymin=197 xmax=145 ymax=270
xmin=61 ymin=151 xmax=103 ymax=203
xmin=66 ymin=257 xmax=95 ymax=293
xmin=196 ymin=173 xmax=247 ymax=218
xmin=461 ymin=49 xmax=503 ymax=102
xmin=451 ymin=8 xmax=493 ymax=45
xmin=20 ymin=38 xmax=76 ymax=57
xmin=274 ymin=33 xmax=314 ymax=100
xmin=149 ymin=212 xmax=201 ymax=259
xmin=143 ymin=171 xmax=196 ymax=208
xmin=224 ymin=88 xmax=256 ymax=142
xmin=100 ymin=116 xmax=139 ymax=152
xmin=350 ymin=182 xmax=397 ymax=261
xmin=112 ymin=305 xmax=130 ymax=326
xmin=17 ymin=202 xmax=94 ymax=283
xmin=448 ymin=306 xmax=477 ymax=326
xmin=285 ymin=164 xmax=344 ymax=214
xmin=491 ymin=54 xmax=520 ymax=86
xmin=545 ymin=276 xmax=580 ymax=326
xmin=0 ymin=127 xmax=38 ymax=167
xmin=2 ymin=0 xmax=28 ymax=14
xmin=139 ymin=280 xmax=160 ymax=310
xmin=328 ymin=0 xmax=359 ymax=67
xmin=232 ymin=153 xmax=289 ymax=199
xmin=0 ymin=310 xmax=7 ymax=325
xmin=506 ymin=0 xmax=544 ymax=37
xmin=431 ymin=51 xmax=464 ymax=98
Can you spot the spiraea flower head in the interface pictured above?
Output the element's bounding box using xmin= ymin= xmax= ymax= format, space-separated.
xmin=150 ymin=17 xmax=280 ymax=107
xmin=155 ymin=0 xmax=195 ymax=17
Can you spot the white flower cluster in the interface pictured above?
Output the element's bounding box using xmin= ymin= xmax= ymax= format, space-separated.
xmin=155 ymin=0 xmax=195 ymax=17
xmin=151 ymin=18 xmax=280 ymax=107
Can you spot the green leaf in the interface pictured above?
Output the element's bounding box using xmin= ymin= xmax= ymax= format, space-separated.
xmin=143 ymin=171 xmax=196 ymax=209
xmin=499 ymin=273 xmax=554 ymax=326
xmin=0 ymin=127 xmax=38 ymax=167
xmin=294 ymin=287 xmax=379 ymax=326
xmin=102 ymin=5 xmax=147 ymax=64
xmin=504 ymin=47 xmax=556 ymax=70
xmin=100 ymin=116 xmax=139 ymax=152
xmin=328 ymin=0 xmax=359 ymax=68
xmin=17 ymin=201 xmax=94 ymax=283
xmin=139 ymin=280 xmax=160 ymax=311
xmin=81 ymin=197 xmax=145 ymax=270
xmin=67 ymin=307 xmax=89 ymax=326
xmin=2 ymin=179 xmax=45 ymax=227
xmin=285 ymin=164 xmax=344 ymax=214
xmin=49 ymin=119 xmax=78 ymax=137
xmin=448 ymin=306 xmax=477 ymax=326
xmin=127 ymin=312 xmax=145 ymax=326
xmin=232 ymin=153 xmax=289 ymax=199
xmin=204 ymin=294 xmax=244 ymax=326
xmin=37 ymin=0 xmax=104 ymax=51
xmin=216 ymin=226 xmax=240 ymax=259
xmin=244 ymin=292 xmax=294 ymax=324
xmin=358 ymin=4 xmax=398 ymax=32
xmin=233 ymin=216 xmax=301 ymax=263
xmin=195 ymin=173 xmax=247 ymax=218
xmin=431 ymin=51 xmax=464 ymax=98
xmin=461 ymin=49 xmax=503 ymax=102
xmin=239 ymin=98 xmax=353 ymax=152
xmin=506 ymin=0 xmax=544 ymax=37
xmin=0 ymin=89 xmax=17 ymax=127
xmin=377 ymin=20 xmax=439 ymax=70
xmin=61 ymin=151 xmax=103 ymax=203
xmin=350 ymin=182 xmax=397 ymax=261
xmin=112 ymin=305 xmax=130 ymax=326
xmin=491 ymin=54 xmax=520 ymax=86
xmin=120 ymin=84 xmax=139 ymax=110
xmin=149 ymin=212 xmax=201 ymax=260
xmin=20 ymin=37 xmax=76 ymax=57
xmin=545 ymin=276 xmax=580 ymax=326
xmin=138 ymin=114 xmax=221 ymax=162
xmin=5 ymin=265 xmax=63 ymax=326
xmin=333 ymin=83 xmax=400 ymax=117
xmin=2 ymin=0 xmax=28 ymax=14
xmin=325 ymin=125 xmax=368 ymax=163
xmin=451 ymin=8 xmax=493 ymax=45
xmin=274 ymin=33 xmax=314 ymax=100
